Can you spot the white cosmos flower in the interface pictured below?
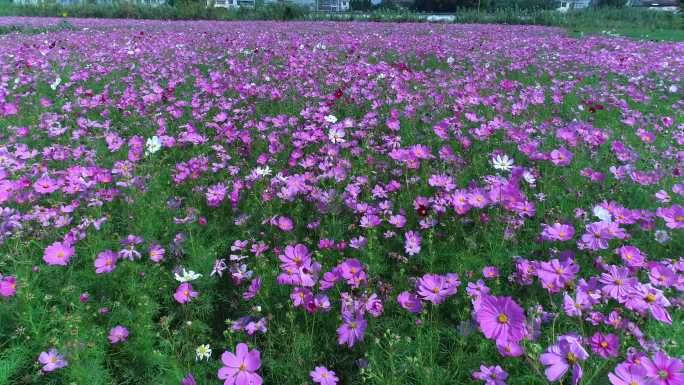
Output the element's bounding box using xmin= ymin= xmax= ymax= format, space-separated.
xmin=324 ymin=115 xmax=338 ymax=124
xmin=593 ymin=206 xmax=612 ymax=222
xmin=145 ymin=136 xmax=162 ymax=155
xmin=492 ymin=154 xmax=514 ymax=172
xmin=523 ymin=170 xmax=536 ymax=185
xmin=174 ymin=268 xmax=202 ymax=283
xmin=328 ymin=127 xmax=346 ymax=144
xmin=195 ymin=344 xmax=212 ymax=361
xmin=255 ymin=166 xmax=272 ymax=177
xmin=50 ymin=77 xmax=61 ymax=90
xmin=446 ymin=56 xmax=455 ymax=65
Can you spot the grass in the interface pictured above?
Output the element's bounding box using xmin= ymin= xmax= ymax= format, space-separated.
xmin=568 ymin=26 xmax=684 ymax=41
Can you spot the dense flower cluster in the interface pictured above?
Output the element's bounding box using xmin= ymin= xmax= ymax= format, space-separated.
xmin=0 ymin=16 xmax=681 ymax=385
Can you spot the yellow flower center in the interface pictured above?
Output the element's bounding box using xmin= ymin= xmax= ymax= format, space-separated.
xmin=497 ymin=314 xmax=508 ymax=324
xmin=566 ymin=352 xmax=578 ymax=364
xmin=645 ymin=294 xmax=656 ymax=303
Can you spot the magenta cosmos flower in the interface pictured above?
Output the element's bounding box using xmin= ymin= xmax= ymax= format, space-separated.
xmin=589 ymin=332 xmax=619 ymax=358
xmin=94 ymin=250 xmax=118 ymax=274
xmin=108 ymin=325 xmax=129 ymax=344
xmin=474 ymin=295 xmax=527 ymax=343
xmin=640 ymin=351 xmax=684 ymax=385
xmin=217 ymin=343 xmax=262 ymax=385
xmin=540 ymin=335 xmax=589 ymax=385
xmin=416 ymin=274 xmax=454 ymax=304
xmin=397 ymin=291 xmax=423 ymax=313
xmin=275 ymin=216 xmax=294 ymax=232
xmin=38 ymin=348 xmax=68 ymax=372
xmin=482 ymin=266 xmax=500 ymax=279
xmin=43 ymin=241 xmax=75 ymax=266
xmin=608 ymin=362 xmax=647 ymax=385
xmin=0 ymin=275 xmax=17 ymax=297
xmin=181 ymin=373 xmax=197 ymax=385
xmin=656 ymin=205 xmax=684 ymax=229
xmin=337 ymin=315 xmax=367 ymax=348
xmin=473 ymin=364 xmax=508 ymax=385
xmin=174 ymin=283 xmax=199 ymax=304
xmin=541 ymin=223 xmax=575 ymax=242
xmin=310 ymin=366 xmax=339 ymax=385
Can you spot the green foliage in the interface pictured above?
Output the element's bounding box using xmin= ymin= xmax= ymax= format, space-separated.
xmin=0 ymin=2 xmax=307 ymax=21
xmin=596 ymin=0 xmax=627 ymax=7
xmin=0 ymin=347 xmax=29 ymax=385
xmin=350 ymin=0 xmax=372 ymax=10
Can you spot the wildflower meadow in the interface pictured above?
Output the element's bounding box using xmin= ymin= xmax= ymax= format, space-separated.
xmin=0 ymin=16 xmax=683 ymax=385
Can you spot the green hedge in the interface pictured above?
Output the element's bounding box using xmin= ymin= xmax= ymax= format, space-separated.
xmin=0 ymin=2 xmax=307 ymax=20
xmin=0 ymin=2 xmax=681 ymax=30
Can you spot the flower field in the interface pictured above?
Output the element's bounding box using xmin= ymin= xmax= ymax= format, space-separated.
xmin=0 ymin=17 xmax=683 ymax=385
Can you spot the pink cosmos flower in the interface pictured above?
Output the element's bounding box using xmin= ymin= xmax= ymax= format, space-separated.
xmin=473 ymin=364 xmax=508 ymax=385
xmin=550 ymin=147 xmax=573 ymax=166
xmin=108 ymin=325 xmax=129 ymax=344
xmin=496 ymin=339 xmax=523 ymax=357
xmin=94 ymin=250 xmax=117 ymax=274
xmin=538 ymin=258 xmax=579 ymax=292
xmin=625 ymin=283 xmax=672 ymax=324
xmin=275 ymin=216 xmax=294 ymax=231
xmin=243 ymin=277 xmax=262 ymax=301
xmin=416 ymin=274 xmax=450 ymax=304
xmin=616 ymin=245 xmax=646 ymax=268
xmin=474 ymin=295 xmax=527 ymax=343
xmin=217 ymin=343 xmax=262 ymax=385
xmin=310 ymin=366 xmax=339 ymax=385
xmin=279 ymin=244 xmax=311 ymax=269
xmin=33 ymin=176 xmax=60 ymax=194
xmin=38 ymin=348 xmax=68 ymax=372
xmin=656 ymin=205 xmax=684 ymax=229
xmin=404 ymin=230 xmax=422 ymax=256
xmin=599 ymin=265 xmax=636 ymax=302
xmin=482 ymin=266 xmax=500 ymax=279
xmin=0 ymin=275 xmax=17 ymax=297
xmin=589 ymin=332 xmax=619 ymax=358
xmin=579 ymin=221 xmax=612 ymax=250
xmin=608 ymin=362 xmax=647 ymax=385
xmin=541 ymin=223 xmax=575 ymax=242
xmin=337 ymin=315 xmax=367 ymax=348
xmin=397 ymin=291 xmax=423 ymax=313
xmin=149 ymin=244 xmax=165 ymax=262
xmin=540 ymin=335 xmax=589 ymax=385
xmin=43 ymin=241 xmax=75 ymax=266
xmin=174 ymin=283 xmax=199 ymax=304
xmin=640 ymin=351 xmax=684 ymax=385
